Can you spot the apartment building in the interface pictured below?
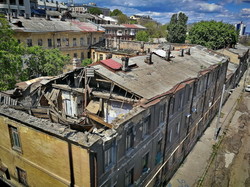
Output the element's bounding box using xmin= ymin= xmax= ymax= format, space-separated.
xmin=0 ymin=0 xmax=31 ymax=17
xmin=0 ymin=45 xmax=248 ymax=187
xmin=11 ymin=17 xmax=104 ymax=70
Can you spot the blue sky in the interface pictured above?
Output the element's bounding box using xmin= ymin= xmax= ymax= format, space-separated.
xmin=68 ymin=0 xmax=250 ymax=31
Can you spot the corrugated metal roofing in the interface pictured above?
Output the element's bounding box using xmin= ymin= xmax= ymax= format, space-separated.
xmin=100 ymin=59 xmax=122 ymax=70
xmin=122 ymin=24 xmax=138 ymax=29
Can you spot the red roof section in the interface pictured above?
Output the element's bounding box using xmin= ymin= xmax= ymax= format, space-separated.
xmin=122 ymin=24 xmax=138 ymax=28
xmin=100 ymin=59 xmax=122 ymax=70
xmin=71 ymin=20 xmax=103 ymax=32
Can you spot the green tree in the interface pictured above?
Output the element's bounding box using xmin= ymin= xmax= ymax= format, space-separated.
xmin=188 ymin=21 xmax=238 ymax=49
xmin=24 ymin=46 xmax=70 ymax=78
xmin=143 ymin=22 xmax=167 ymax=39
xmin=81 ymin=58 xmax=93 ymax=67
xmin=110 ymin=9 xmax=123 ymax=16
xmin=88 ymin=7 xmax=102 ymax=15
xmin=0 ymin=15 xmax=27 ymax=91
xmin=117 ymin=14 xmax=129 ymax=24
xmin=135 ymin=31 xmax=149 ymax=42
xmin=167 ymin=12 xmax=188 ymax=43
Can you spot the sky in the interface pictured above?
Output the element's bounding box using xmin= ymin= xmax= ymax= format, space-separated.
xmin=67 ymin=0 xmax=250 ymax=32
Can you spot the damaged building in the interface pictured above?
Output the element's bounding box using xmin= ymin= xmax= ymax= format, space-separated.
xmin=0 ymin=45 xmax=249 ymax=187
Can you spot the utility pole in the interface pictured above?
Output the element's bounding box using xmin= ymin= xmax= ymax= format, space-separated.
xmin=214 ymin=84 xmax=225 ymax=140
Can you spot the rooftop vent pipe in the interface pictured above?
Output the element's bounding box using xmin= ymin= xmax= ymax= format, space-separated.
xmin=186 ymin=48 xmax=191 ymax=55
xmin=122 ymin=57 xmax=129 ymax=71
xmin=179 ymin=49 xmax=184 ymax=57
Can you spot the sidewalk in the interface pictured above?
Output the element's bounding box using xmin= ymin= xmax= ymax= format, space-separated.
xmin=167 ymin=79 xmax=245 ymax=187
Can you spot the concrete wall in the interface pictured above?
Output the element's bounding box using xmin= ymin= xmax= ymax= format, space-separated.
xmin=0 ymin=115 xmax=91 ymax=187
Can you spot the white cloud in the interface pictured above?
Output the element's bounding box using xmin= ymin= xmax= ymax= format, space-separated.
xmin=197 ymin=3 xmax=224 ymax=13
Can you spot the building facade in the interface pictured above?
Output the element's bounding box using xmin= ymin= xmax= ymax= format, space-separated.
xmin=0 ymin=0 xmax=31 ymax=17
xmin=0 ymin=45 xmax=249 ymax=187
xmin=11 ymin=17 xmax=104 ymax=70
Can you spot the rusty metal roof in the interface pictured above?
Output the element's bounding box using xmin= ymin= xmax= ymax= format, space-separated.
xmin=71 ymin=20 xmax=105 ymax=32
xmin=100 ymin=59 xmax=122 ymax=70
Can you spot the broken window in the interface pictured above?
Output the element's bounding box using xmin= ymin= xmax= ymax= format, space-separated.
xmin=125 ymin=167 xmax=134 ymax=187
xmin=126 ymin=127 xmax=134 ymax=151
xmin=26 ymin=39 xmax=32 ymax=47
xmin=93 ymin=37 xmax=96 ymax=44
xmin=38 ymin=39 xmax=43 ymax=46
xmin=142 ymin=152 xmax=149 ymax=173
xmin=74 ymin=53 xmax=77 ymax=58
xmin=8 ymin=125 xmax=21 ymax=151
xmin=57 ymin=38 xmax=61 ymax=47
xmin=16 ymin=167 xmax=27 ymax=185
xmin=87 ymin=37 xmax=91 ymax=45
xmin=65 ymin=38 xmax=69 ymax=46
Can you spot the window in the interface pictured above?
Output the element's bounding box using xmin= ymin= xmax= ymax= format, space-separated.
xmin=26 ymin=39 xmax=32 ymax=47
xmin=93 ymin=37 xmax=96 ymax=43
xmin=48 ymin=39 xmax=52 ymax=47
xmin=73 ymin=53 xmax=77 ymax=58
xmin=81 ymin=52 xmax=84 ymax=60
xmin=38 ymin=39 xmax=43 ymax=46
xmin=73 ymin=38 xmax=77 ymax=46
xmin=168 ymin=129 xmax=172 ymax=143
xmin=104 ymin=147 xmax=112 ymax=168
xmin=126 ymin=127 xmax=134 ymax=151
xmin=17 ymin=39 xmax=20 ymax=44
xmin=65 ymin=38 xmax=69 ymax=46
xmin=99 ymin=54 xmax=103 ymax=60
xmin=80 ymin=37 xmax=84 ymax=46
xmin=87 ymin=37 xmax=91 ymax=45
xmin=9 ymin=125 xmax=21 ymax=151
xmin=142 ymin=153 xmax=149 ymax=173
xmin=169 ymin=98 xmax=175 ymax=116
xmin=125 ymin=168 xmax=134 ymax=187
xmin=142 ymin=116 xmax=150 ymax=138
xmin=57 ymin=38 xmax=61 ymax=47
xmin=159 ymin=104 xmax=165 ymax=125
xmin=99 ymin=37 xmax=102 ymax=41
xmin=16 ymin=167 xmax=27 ymax=185
xmin=93 ymin=52 xmax=95 ymax=60
xmin=177 ymin=122 xmax=180 ymax=134
xmin=155 ymin=139 xmax=163 ymax=165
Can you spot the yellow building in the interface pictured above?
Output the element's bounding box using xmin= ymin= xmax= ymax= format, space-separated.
xmin=0 ymin=107 xmax=94 ymax=187
xmin=11 ymin=17 xmax=104 ymax=71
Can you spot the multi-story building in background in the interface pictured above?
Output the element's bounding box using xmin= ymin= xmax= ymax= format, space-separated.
xmin=0 ymin=0 xmax=31 ymax=18
xmin=69 ymin=3 xmax=110 ymax=16
xmin=11 ymin=17 xmax=105 ymax=71
xmin=0 ymin=44 xmax=248 ymax=186
xmin=235 ymin=21 xmax=246 ymax=36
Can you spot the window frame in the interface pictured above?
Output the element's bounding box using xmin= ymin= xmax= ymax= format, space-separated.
xmin=8 ymin=125 xmax=22 ymax=152
xmin=16 ymin=167 xmax=27 ymax=185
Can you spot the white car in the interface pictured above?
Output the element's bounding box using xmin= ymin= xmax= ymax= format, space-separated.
xmin=245 ymin=85 xmax=250 ymax=92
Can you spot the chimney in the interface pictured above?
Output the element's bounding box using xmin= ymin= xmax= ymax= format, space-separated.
xmin=185 ymin=48 xmax=191 ymax=55
xmin=24 ymin=13 xmax=30 ymax=19
xmin=147 ymin=48 xmax=150 ymax=53
xmin=140 ymin=41 xmax=144 ymax=53
xmin=144 ymin=53 xmax=153 ymax=64
xmin=122 ymin=57 xmax=129 ymax=71
xmin=165 ymin=50 xmax=171 ymax=61
xmin=179 ymin=49 xmax=184 ymax=57
xmin=46 ymin=14 xmax=51 ymax=20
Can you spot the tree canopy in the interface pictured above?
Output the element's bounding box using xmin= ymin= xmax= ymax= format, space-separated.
xmin=0 ymin=15 xmax=70 ymax=91
xmin=167 ymin=12 xmax=188 ymax=43
xmin=110 ymin=9 xmax=123 ymax=16
xmin=143 ymin=22 xmax=167 ymax=39
xmin=117 ymin=14 xmax=129 ymax=24
xmin=188 ymin=21 xmax=239 ymax=49
xmin=81 ymin=58 xmax=92 ymax=67
xmin=135 ymin=31 xmax=149 ymax=42
xmin=88 ymin=7 xmax=102 ymax=15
